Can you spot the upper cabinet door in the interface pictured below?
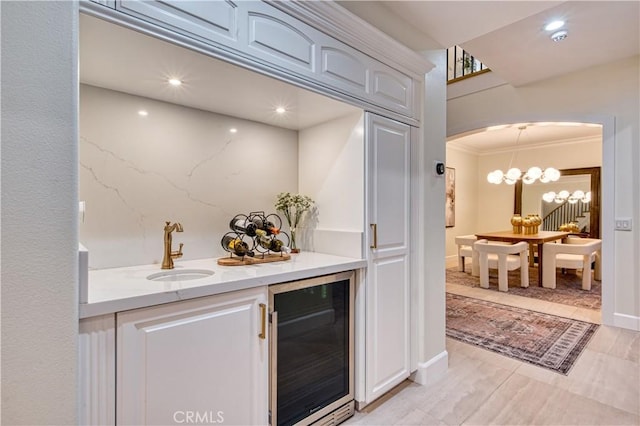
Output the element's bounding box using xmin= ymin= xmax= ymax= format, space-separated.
xmin=365 ymin=113 xmax=411 ymax=404
xmin=117 ymin=0 xmax=240 ymax=45
xmin=107 ymin=0 xmax=419 ymax=121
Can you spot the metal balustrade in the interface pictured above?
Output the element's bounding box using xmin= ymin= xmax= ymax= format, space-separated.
xmin=447 ymin=46 xmax=489 ymax=81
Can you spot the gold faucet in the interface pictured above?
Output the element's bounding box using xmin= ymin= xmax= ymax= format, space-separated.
xmin=162 ymin=221 xmax=184 ymax=269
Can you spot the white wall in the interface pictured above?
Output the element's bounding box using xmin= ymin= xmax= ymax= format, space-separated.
xmin=80 ymin=84 xmax=298 ymax=268
xmin=298 ymin=112 xmax=365 ymax=257
xmin=447 ymin=55 xmax=639 ymax=329
xmin=1 ymin=2 xmax=79 ymax=423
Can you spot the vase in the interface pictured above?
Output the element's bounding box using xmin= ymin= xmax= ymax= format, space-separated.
xmin=290 ymin=228 xmax=300 ymax=253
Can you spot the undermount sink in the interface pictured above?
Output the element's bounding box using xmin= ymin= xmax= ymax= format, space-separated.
xmin=147 ymin=269 xmax=215 ymax=282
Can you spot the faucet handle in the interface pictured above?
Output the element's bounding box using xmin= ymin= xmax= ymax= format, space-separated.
xmin=173 ymin=243 xmax=184 ymax=259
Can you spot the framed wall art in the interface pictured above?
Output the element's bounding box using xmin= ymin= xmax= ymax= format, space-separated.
xmin=445 ymin=167 xmax=455 ymax=227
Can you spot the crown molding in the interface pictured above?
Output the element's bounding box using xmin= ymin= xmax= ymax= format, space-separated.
xmin=268 ymin=0 xmax=434 ymax=79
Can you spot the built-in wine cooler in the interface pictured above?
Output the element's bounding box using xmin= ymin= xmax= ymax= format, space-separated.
xmin=269 ymin=271 xmax=355 ymax=426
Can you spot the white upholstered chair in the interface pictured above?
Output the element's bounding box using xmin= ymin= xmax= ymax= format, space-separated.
xmin=542 ymin=237 xmax=602 ymax=290
xmin=473 ymin=239 xmax=529 ymax=292
xmin=455 ymin=235 xmax=477 ymax=272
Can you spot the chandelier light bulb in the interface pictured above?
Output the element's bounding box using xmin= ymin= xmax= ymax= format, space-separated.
xmin=546 ymin=167 xmax=561 ymax=181
xmin=542 ymin=189 xmax=591 ymax=204
xmin=506 ymin=167 xmax=522 ymax=181
xmin=526 ymin=166 xmax=543 ymax=180
xmin=504 ymin=177 xmax=518 ymax=185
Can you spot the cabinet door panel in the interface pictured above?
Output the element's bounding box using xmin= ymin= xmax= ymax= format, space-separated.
xmin=365 ymin=113 xmax=411 ymax=404
xmin=370 ymin=68 xmax=413 ymax=116
xmin=369 ymin=118 xmax=409 ymax=254
xmin=247 ymin=11 xmax=315 ymax=72
xmin=321 ymin=46 xmax=368 ymax=91
xmin=117 ymin=288 xmax=267 ymax=425
xmin=367 ymin=256 xmax=409 ymax=397
xmin=118 ymin=0 xmax=239 ymax=44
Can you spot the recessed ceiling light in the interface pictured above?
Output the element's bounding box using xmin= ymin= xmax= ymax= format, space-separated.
xmin=275 ymin=107 xmax=286 ymax=114
xmin=550 ymin=30 xmax=568 ymax=42
xmin=544 ymin=20 xmax=565 ymax=32
xmin=229 ymin=128 xmax=237 ymax=133
xmin=168 ymin=78 xmax=182 ymax=86
xmin=138 ymin=110 xmax=148 ymax=116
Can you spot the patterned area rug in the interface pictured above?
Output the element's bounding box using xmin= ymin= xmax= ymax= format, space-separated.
xmin=446 ymin=266 xmax=601 ymax=310
xmin=446 ymin=293 xmax=599 ymax=375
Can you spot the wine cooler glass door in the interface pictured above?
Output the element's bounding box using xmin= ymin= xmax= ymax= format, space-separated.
xmin=269 ymin=271 xmax=355 ymax=426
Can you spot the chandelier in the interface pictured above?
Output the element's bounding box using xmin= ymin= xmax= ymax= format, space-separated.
xmin=542 ymin=190 xmax=591 ymax=204
xmin=486 ymin=125 xmax=561 ymax=185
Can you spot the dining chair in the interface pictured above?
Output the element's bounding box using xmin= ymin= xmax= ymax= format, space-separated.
xmin=454 ymin=235 xmax=477 ymax=272
xmin=542 ymin=237 xmax=602 ymax=290
xmin=473 ymin=239 xmax=529 ymax=292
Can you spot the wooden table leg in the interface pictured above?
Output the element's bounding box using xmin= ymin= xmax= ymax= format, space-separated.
xmin=528 ymin=243 xmax=535 ymax=267
xmin=537 ymin=243 xmax=543 ymax=287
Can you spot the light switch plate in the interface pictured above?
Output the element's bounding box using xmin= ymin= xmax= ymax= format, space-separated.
xmin=615 ymin=218 xmax=632 ymax=231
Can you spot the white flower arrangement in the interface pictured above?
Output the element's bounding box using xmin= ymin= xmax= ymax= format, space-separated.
xmin=274 ymin=192 xmax=314 ymax=250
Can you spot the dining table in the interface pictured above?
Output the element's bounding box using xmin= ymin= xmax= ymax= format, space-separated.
xmin=474 ymin=230 xmax=570 ymax=287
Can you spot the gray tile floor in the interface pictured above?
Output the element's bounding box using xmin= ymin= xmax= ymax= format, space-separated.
xmin=347 ymin=282 xmax=640 ymax=425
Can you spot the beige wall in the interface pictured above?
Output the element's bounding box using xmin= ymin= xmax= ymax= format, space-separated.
xmin=444 ymin=145 xmax=479 ymax=259
xmin=447 ymin=55 xmax=639 ymax=329
xmin=476 ymin=137 xmax=602 ymax=233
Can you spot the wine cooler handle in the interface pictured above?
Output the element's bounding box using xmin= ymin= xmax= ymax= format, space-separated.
xmin=259 ymin=303 xmax=266 ymax=339
xmin=270 ymin=310 xmax=278 ymax=426
xmin=370 ymin=223 xmax=378 ymax=249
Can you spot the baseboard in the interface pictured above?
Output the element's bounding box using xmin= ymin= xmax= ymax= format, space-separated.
xmin=613 ymin=312 xmax=640 ymax=331
xmin=445 ymin=255 xmax=458 ymax=269
xmin=410 ymin=350 xmax=448 ymax=386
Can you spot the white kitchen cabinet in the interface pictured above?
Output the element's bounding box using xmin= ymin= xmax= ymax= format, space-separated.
xmin=116 ymin=286 xmax=268 ymax=425
xmin=364 ymin=113 xmax=411 ymax=404
xmin=90 ymin=0 xmax=115 ymax=9
xmin=107 ymin=0 xmax=417 ymax=120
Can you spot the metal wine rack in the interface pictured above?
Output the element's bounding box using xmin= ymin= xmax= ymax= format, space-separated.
xmin=222 ymin=211 xmax=290 ymax=258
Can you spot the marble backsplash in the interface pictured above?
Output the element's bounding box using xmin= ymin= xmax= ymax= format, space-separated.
xmin=80 ymin=84 xmax=298 ymax=269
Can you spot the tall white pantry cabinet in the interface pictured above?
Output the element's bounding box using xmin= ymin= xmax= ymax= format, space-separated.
xmin=79 ymin=0 xmax=433 ymax=423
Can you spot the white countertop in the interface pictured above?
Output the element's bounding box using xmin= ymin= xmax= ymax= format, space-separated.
xmin=80 ymin=252 xmax=366 ymax=319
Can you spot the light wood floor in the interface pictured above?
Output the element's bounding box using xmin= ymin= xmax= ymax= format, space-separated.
xmin=347 ymin=281 xmax=640 ymax=426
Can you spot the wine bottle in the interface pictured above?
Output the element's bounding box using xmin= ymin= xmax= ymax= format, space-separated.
xmin=255 ymin=230 xmax=285 ymax=253
xmin=221 ymin=235 xmax=254 ymax=257
xmin=229 ymin=217 xmax=257 ymax=237
xmin=253 ymin=217 xmax=280 ymax=235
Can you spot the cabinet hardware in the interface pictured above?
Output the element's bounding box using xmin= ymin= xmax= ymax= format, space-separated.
xmin=259 ymin=303 xmax=266 ymax=339
xmin=370 ymin=223 xmax=378 ymax=249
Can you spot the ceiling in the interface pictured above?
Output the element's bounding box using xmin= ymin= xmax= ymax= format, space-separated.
xmin=340 ymin=1 xmax=639 ymax=87
xmin=339 ymin=0 xmax=635 ymax=152
xmin=446 ymin=122 xmax=602 ymax=154
xmin=79 ymin=14 xmax=360 ymax=131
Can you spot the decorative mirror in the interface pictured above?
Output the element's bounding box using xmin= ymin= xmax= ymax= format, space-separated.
xmin=514 ymin=167 xmax=601 ymax=238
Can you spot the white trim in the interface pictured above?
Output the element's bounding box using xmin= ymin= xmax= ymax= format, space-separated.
xmin=269 ymin=0 xmax=434 ymax=79
xmin=410 ymin=350 xmax=449 ymax=387
xmin=613 ymin=313 xmax=640 ymax=331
